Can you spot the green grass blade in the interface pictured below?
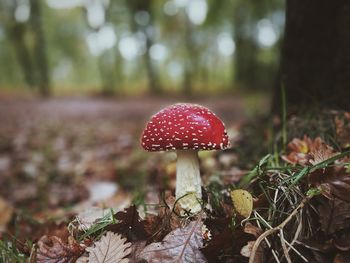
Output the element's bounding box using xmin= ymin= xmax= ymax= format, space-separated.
xmin=239 ymin=154 xmax=271 ymax=188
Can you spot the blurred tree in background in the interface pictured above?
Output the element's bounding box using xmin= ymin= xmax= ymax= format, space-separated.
xmin=0 ymin=0 xmax=285 ymax=96
xmin=0 ymin=0 xmax=50 ymax=95
xmin=125 ymin=0 xmax=162 ymax=95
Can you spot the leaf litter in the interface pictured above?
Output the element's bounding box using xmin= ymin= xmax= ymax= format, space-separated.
xmin=140 ymin=219 xmax=207 ymax=263
xmin=1 ymin=101 xmax=350 ymax=263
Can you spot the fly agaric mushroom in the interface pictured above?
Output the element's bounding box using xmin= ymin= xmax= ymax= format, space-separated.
xmin=141 ymin=103 xmax=229 ymax=213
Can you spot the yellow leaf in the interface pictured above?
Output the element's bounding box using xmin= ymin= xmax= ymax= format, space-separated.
xmin=230 ymin=189 xmax=253 ymax=218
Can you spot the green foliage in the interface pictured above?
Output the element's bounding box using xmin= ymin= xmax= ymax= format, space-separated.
xmin=238 ymin=154 xmax=271 ymax=188
xmin=75 ymin=209 xmax=116 ymax=242
xmin=0 ymin=0 xmax=285 ymax=95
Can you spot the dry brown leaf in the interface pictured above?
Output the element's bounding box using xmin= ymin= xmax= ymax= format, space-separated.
xmin=201 ymin=223 xmax=256 ymax=262
xmin=106 ymin=205 xmax=148 ymax=242
xmin=86 ymin=231 xmax=131 ymax=263
xmin=282 ymin=136 xmax=337 ymax=166
xmin=308 ymin=138 xmax=338 ymax=165
xmin=282 ymin=136 xmax=312 ymax=165
xmin=140 ymin=220 xmax=207 ymax=263
xmin=240 ymin=224 xmax=262 ymax=261
xmin=308 ymin=166 xmax=350 ymax=202
xmin=143 ymin=195 xmax=182 ymax=242
xmin=127 ymin=241 xmax=147 ymax=263
xmin=317 ymin=197 xmax=350 ymax=235
xmin=36 ymin=235 xmax=84 ymax=263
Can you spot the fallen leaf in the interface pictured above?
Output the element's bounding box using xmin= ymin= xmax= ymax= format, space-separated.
xmin=86 ymin=231 xmax=131 ymax=263
xmin=143 ymin=195 xmax=182 ymax=242
xmin=107 ymin=205 xmax=147 ymax=242
xmin=201 ymin=223 xmax=255 ymax=262
xmin=317 ymin=197 xmax=350 ymax=235
xmin=282 ymin=136 xmax=337 ymax=166
xmin=8 ymin=219 xmax=70 ymax=255
xmin=128 ymin=240 xmax=147 ymax=263
xmin=36 ymin=235 xmax=84 ymax=263
xmin=308 ymin=138 xmax=337 ymax=165
xmin=230 ymin=189 xmax=253 ymax=218
xmin=140 ymin=220 xmax=207 ymax=263
xmin=308 ymin=166 xmax=350 ymax=202
xmin=282 ymin=136 xmax=313 ymax=165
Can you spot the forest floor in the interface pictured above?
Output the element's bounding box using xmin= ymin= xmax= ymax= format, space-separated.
xmin=0 ymin=96 xmax=349 ymax=263
xmin=0 ymin=96 xmax=249 ymax=216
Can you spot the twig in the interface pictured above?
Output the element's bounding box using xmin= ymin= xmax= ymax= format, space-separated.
xmin=281 ymin=236 xmax=308 ymax=262
xmin=255 ymin=211 xmax=308 ymax=262
xmin=289 ymin=210 xmax=303 ymax=250
xmin=254 ymin=211 xmax=280 ymax=263
xmin=249 ymin=196 xmax=310 ymax=263
xmin=279 ymin=229 xmax=291 ymax=263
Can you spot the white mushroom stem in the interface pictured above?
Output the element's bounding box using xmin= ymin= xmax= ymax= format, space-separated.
xmin=175 ymin=149 xmax=202 ymax=213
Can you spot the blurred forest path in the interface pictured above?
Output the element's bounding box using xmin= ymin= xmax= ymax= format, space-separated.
xmin=0 ymin=97 xmax=248 ymax=129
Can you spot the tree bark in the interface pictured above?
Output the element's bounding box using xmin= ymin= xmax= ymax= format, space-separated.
xmin=182 ymin=15 xmax=196 ymax=97
xmin=273 ymin=0 xmax=350 ymax=113
xmin=126 ymin=0 xmax=162 ymax=95
xmin=143 ymin=32 xmax=161 ymax=95
xmin=1 ymin=2 xmax=36 ymax=89
xmin=30 ymin=0 xmax=51 ymax=96
xmin=232 ymin=4 xmax=259 ymax=91
xmin=8 ymin=22 xmax=36 ymax=88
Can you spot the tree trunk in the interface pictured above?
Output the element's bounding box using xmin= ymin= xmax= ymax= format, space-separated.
xmin=182 ymin=15 xmax=197 ymax=97
xmin=126 ymin=0 xmax=162 ymax=95
xmin=30 ymin=0 xmax=51 ymax=97
xmin=8 ymin=22 xmax=36 ymax=88
xmin=231 ymin=3 xmax=259 ymax=91
xmin=273 ymin=0 xmax=350 ymax=113
xmin=98 ymin=52 xmax=116 ymax=96
xmin=143 ymin=34 xmax=161 ymax=95
xmin=1 ymin=2 xmax=36 ymax=89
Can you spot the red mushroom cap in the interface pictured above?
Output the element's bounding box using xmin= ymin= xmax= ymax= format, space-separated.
xmin=141 ymin=103 xmax=229 ymax=152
